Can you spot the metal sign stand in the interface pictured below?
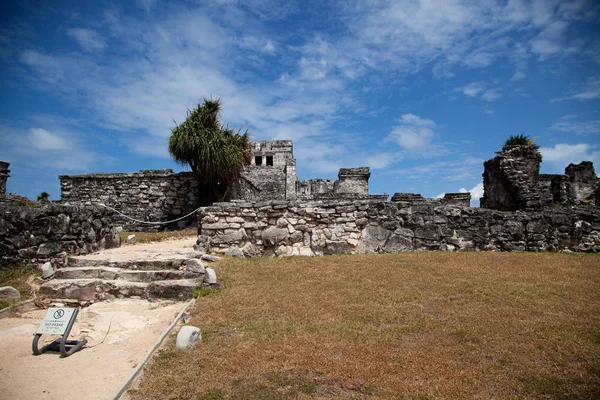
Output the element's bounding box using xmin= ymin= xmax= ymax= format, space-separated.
xmin=32 ymin=308 xmax=87 ymax=357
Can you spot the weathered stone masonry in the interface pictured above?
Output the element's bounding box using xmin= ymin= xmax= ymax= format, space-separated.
xmin=60 ymin=169 xmax=198 ymax=231
xmin=60 ymin=141 xmax=380 ymax=230
xmin=0 ymin=201 xmax=121 ymax=268
xmin=481 ymin=146 xmax=600 ymax=211
xmin=196 ymin=195 xmax=600 ymax=256
xmin=0 ymin=161 xmax=9 ymax=198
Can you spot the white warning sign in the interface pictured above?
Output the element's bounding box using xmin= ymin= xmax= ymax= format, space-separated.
xmin=36 ymin=308 xmax=76 ymax=335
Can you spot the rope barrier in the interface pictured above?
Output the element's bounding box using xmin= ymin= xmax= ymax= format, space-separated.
xmin=95 ymin=203 xmax=204 ymax=225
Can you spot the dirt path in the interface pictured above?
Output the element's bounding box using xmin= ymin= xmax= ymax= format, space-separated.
xmin=0 ymin=237 xmax=198 ymax=400
xmin=0 ymin=299 xmax=187 ymax=400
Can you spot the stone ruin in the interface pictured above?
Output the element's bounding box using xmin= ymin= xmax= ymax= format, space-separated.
xmin=194 ymin=143 xmax=600 ymax=256
xmin=481 ymin=145 xmax=600 ymax=211
xmin=59 ymin=140 xmax=390 ymax=230
xmin=1 ymin=139 xmax=598 ymax=263
xmin=0 ymin=161 xmax=9 ymax=198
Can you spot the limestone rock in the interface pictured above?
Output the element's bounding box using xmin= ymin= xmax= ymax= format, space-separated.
xmin=186 ymin=259 xmax=205 ymax=274
xmin=261 ymin=227 xmax=288 ymax=246
xmin=201 ymin=254 xmax=221 ymax=262
xmin=176 ymin=325 xmax=202 ymax=349
xmin=126 ymin=234 xmax=136 ymax=244
xmin=204 ymin=268 xmax=217 ymax=284
xmin=227 ymin=245 xmax=245 ymax=258
xmin=0 ymin=286 xmax=21 ymax=301
xmin=41 ymin=261 xmax=55 ymax=279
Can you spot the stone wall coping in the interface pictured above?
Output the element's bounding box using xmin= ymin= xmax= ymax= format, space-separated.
xmin=59 ymin=170 xmax=195 ymax=179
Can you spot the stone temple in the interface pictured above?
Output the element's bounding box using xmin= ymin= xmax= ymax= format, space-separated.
xmin=59 ymin=140 xmax=387 ymax=230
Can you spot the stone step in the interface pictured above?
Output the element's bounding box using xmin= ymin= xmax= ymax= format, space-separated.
xmin=66 ymin=257 xmax=187 ymax=271
xmin=55 ymin=266 xmax=202 ymax=282
xmin=39 ymin=278 xmax=199 ymax=301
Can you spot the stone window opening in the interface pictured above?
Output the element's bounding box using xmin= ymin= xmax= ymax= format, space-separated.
xmin=266 ymin=156 xmax=273 ymax=166
xmin=255 ymin=156 xmax=262 ymax=166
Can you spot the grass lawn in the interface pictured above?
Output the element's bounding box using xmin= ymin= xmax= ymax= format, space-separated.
xmin=129 ymin=252 xmax=600 ymax=400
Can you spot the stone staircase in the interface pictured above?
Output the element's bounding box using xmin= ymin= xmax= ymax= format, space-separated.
xmin=39 ymin=238 xmax=212 ymax=302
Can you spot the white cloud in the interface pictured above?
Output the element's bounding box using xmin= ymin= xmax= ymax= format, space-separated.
xmin=28 ymin=128 xmax=72 ymax=151
xmin=455 ymin=82 xmax=501 ymax=102
xmin=456 ymin=82 xmax=485 ymax=97
xmin=464 ymin=52 xmax=496 ymax=68
xmin=66 ymin=28 xmax=106 ymax=52
xmin=551 ymin=120 xmax=600 ymax=135
xmin=481 ymin=88 xmax=502 ymax=102
xmin=137 ymin=0 xmax=158 ymax=12
xmin=551 ymin=77 xmax=600 ymax=102
xmin=0 ymin=124 xmax=108 ymax=172
xmin=510 ymin=71 xmax=526 ymax=81
xmin=540 ymin=143 xmax=600 ymax=172
xmin=388 ymin=114 xmax=445 ymax=156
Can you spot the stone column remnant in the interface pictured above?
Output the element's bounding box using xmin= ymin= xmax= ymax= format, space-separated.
xmin=0 ymin=161 xmax=10 ymax=198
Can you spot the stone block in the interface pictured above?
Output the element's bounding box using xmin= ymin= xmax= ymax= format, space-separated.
xmin=176 ymin=326 xmax=202 ymax=350
xmin=186 ymin=259 xmax=206 ymax=273
xmin=41 ymin=262 xmax=55 ymax=279
xmin=0 ymin=286 xmax=20 ymax=301
xmin=204 ymin=268 xmax=217 ymax=284
xmin=261 ymin=227 xmax=289 ymax=246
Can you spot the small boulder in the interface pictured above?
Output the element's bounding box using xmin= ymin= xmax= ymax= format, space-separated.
xmin=201 ymin=254 xmax=221 ymax=262
xmin=126 ymin=234 xmax=136 ymax=244
xmin=227 ymin=245 xmax=245 ymax=258
xmin=204 ymin=267 xmax=217 ymax=284
xmin=186 ymin=259 xmax=205 ymax=274
xmin=176 ymin=325 xmax=202 ymax=349
xmin=0 ymin=286 xmax=21 ymax=301
xmin=41 ymin=262 xmax=55 ymax=279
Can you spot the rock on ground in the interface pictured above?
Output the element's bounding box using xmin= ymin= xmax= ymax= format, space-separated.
xmin=176 ymin=325 xmax=202 ymax=349
xmin=41 ymin=262 xmax=55 ymax=279
xmin=204 ymin=268 xmax=217 ymax=284
xmin=0 ymin=286 xmax=21 ymax=301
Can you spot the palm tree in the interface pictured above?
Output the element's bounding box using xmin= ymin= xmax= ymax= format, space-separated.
xmin=169 ymin=98 xmax=251 ymax=205
xmin=503 ymin=134 xmax=539 ymax=151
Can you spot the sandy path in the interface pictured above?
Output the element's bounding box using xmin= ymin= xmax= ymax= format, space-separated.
xmin=0 ymin=299 xmax=187 ymax=400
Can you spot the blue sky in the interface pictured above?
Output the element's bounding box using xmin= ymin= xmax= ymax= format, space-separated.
xmin=1 ymin=0 xmax=599 ymax=205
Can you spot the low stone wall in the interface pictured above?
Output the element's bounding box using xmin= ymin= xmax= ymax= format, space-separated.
xmin=60 ymin=169 xmax=198 ymax=231
xmin=0 ymin=201 xmax=121 ymax=268
xmin=196 ymin=199 xmax=600 ymax=256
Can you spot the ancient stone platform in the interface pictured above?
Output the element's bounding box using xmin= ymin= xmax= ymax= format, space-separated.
xmin=39 ymin=237 xmax=206 ymax=301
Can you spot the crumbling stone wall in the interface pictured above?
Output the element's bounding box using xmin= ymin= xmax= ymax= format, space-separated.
xmin=60 ymin=169 xmax=198 ymax=231
xmin=0 ymin=161 xmax=9 ymax=198
xmin=481 ymin=146 xmax=543 ymax=211
xmin=482 ymin=146 xmax=599 ymax=210
xmin=565 ymin=162 xmax=598 ymax=204
xmin=196 ymin=199 xmax=600 ymax=257
xmin=0 ymin=201 xmax=120 ymax=268
xmin=297 ymin=167 xmax=373 ymax=200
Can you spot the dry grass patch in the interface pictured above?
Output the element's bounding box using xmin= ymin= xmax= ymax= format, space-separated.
xmin=130 ymin=252 xmax=600 ymax=399
xmin=119 ymin=228 xmax=196 ymax=244
xmin=0 ymin=264 xmax=40 ymax=308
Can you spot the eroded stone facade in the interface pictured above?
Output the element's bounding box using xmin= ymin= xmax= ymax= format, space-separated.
xmin=196 ymin=198 xmax=600 ymax=256
xmin=0 ymin=200 xmax=120 ymax=268
xmin=481 ymin=145 xmax=599 ymax=210
xmin=60 ymin=170 xmax=199 ymax=230
xmin=60 ymin=141 xmax=379 ymax=230
xmin=0 ymin=161 xmax=9 ymax=198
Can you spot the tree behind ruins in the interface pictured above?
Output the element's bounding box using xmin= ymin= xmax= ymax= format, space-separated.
xmin=168 ymin=98 xmax=251 ymax=206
